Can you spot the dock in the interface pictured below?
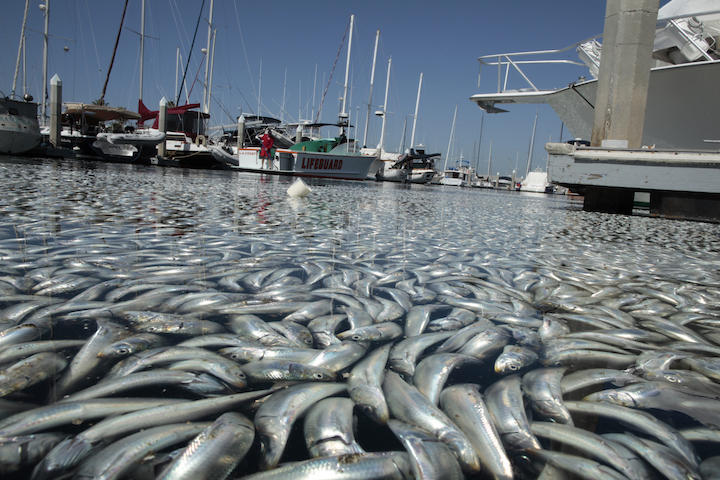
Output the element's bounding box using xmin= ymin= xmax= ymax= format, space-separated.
xmin=546 ymin=142 xmax=720 ymax=222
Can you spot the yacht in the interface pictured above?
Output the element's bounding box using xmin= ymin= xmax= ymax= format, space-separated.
xmin=470 ymin=0 xmax=720 ymax=150
xmin=439 ymin=167 xmax=473 ymax=187
xmin=210 ymin=129 xmax=376 ymax=181
xmin=520 ymin=170 xmax=554 ymax=193
xmin=0 ymin=95 xmax=40 ymax=155
xmin=374 ymin=147 xmax=439 ymax=183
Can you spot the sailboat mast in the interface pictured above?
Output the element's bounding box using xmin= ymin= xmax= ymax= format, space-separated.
xmin=40 ymin=0 xmax=49 ymax=125
xmin=203 ymin=0 xmax=214 ymax=114
xmin=100 ymin=0 xmax=130 ymax=105
xmin=377 ymin=57 xmax=391 ymax=156
xmin=257 ymin=59 xmax=262 ymax=117
xmin=207 ymin=28 xmax=216 ymax=114
xmin=175 ymin=48 xmax=180 ymax=102
xmin=487 ymin=141 xmax=492 ymax=178
xmin=398 ymin=116 xmax=407 ymax=153
xmin=281 ymin=68 xmax=287 ymax=123
xmin=409 ymin=72 xmax=423 ymax=151
xmin=139 ymin=0 xmax=145 ymax=101
xmin=476 ymin=113 xmax=484 ymax=171
xmin=311 ymin=64 xmax=317 ymax=122
xmin=444 ymin=105 xmax=458 ymax=172
xmin=525 ymin=110 xmax=538 ymax=177
xmin=340 ymin=14 xmax=354 ymax=134
xmin=363 ymin=29 xmax=380 ymax=147
xmin=11 ymin=0 xmax=30 ymax=98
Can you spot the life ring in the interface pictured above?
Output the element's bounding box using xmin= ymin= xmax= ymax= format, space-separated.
xmin=195 ymin=135 xmax=207 ymax=147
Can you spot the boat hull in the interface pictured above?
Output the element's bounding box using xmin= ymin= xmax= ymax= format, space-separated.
xmin=0 ymin=98 xmax=40 ymax=155
xmin=211 ymin=146 xmax=374 ymax=180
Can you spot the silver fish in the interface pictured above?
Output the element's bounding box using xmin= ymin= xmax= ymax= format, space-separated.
xmin=347 ymin=343 xmax=391 ymax=424
xmin=383 ymin=370 xmax=480 ymax=474
xmin=255 ymin=382 xmax=346 ymax=470
xmin=238 ymin=452 xmax=413 ymax=480
xmin=522 ymin=367 xmax=573 ymax=425
xmin=484 ymin=375 xmax=541 ymax=451
xmin=303 ymin=397 xmax=364 ymax=458
xmin=563 ymin=400 xmax=699 ymax=469
xmin=494 ymin=345 xmax=539 ymax=374
xmin=388 ymin=331 xmax=454 ymax=378
xmin=439 ymin=384 xmax=513 ymax=480
xmin=412 ymin=353 xmax=480 ymax=405
xmin=387 ymin=419 xmax=464 ymax=480
xmin=157 ymin=412 xmax=255 ymax=480
xmin=241 ymin=359 xmax=335 ymax=383
xmin=525 ymin=448 xmax=628 ymax=480
xmin=530 ymin=421 xmax=644 ymax=480
xmin=74 ymin=422 xmax=210 ymax=480
xmin=603 ymin=432 xmax=702 ymax=480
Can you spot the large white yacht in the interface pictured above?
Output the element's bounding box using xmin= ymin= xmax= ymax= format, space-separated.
xmin=470 ymin=0 xmax=720 ymax=150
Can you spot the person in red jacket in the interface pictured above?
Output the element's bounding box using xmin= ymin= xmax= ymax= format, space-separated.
xmin=260 ymin=129 xmax=274 ymax=169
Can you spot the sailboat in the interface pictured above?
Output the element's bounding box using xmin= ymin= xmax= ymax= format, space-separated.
xmin=1 ymin=0 xmax=41 ymax=155
xmin=374 ymin=72 xmax=438 ymax=183
xmin=38 ymin=0 xmax=166 ymax=163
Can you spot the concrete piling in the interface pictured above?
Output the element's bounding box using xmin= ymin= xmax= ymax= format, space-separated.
xmin=158 ymin=97 xmax=167 ymax=157
xmin=49 ymin=74 xmax=61 ymax=147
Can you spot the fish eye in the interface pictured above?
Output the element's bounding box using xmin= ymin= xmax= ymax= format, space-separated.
xmin=117 ymin=348 xmax=129 ymax=355
xmin=508 ymin=364 xmax=518 ymax=371
xmin=313 ymin=372 xmax=324 ymax=379
xmin=352 ymin=335 xmax=362 ymax=341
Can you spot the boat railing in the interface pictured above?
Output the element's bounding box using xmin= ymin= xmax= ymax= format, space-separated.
xmin=477 ymin=36 xmax=600 ymax=94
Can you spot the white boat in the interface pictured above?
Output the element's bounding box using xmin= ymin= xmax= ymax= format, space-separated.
xmin=439 ymin=167 xmax=473 ymax=187
xmin=470 ymin=0 xmax=720 ymax=150
xmin=210 ymin=135 xmax=376 ymax=181
xmin=47 ymin=103 xmax=164 ymax=163
xmin=472 ymin=177 xmax=495 ymax=189
xmin=520 ymin=170 xmax=554 ymax=193
xmin=1 ymin=2 xmax=40 ymax=155
xmin=0 ymin=96 xmax=40 ymax=155
xmin=374 ymin=147 xmax=439 ymax=183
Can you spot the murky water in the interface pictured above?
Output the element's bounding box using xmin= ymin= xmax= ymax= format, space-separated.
xmin=2 ymin=156 xmax=720 ymax=479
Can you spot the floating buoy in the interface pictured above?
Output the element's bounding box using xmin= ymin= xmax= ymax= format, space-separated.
xmin=287 ymin=178 xmax=312 ymax=198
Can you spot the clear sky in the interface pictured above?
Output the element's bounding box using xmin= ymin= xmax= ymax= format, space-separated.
xmin=1 ymin=1 xmax=666 ymax=176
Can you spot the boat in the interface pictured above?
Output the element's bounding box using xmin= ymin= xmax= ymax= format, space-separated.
xmin=211 ymin=14 xmax=375 ymax=180
xmin=210 ymin=133 xmax=376 ymax=180
xmin=376 ymin=147 xmax=439 ymax=183
xmin=42 ymin=102 xmax=163 ymax=163
xmin=0 ymin=95 xmax=40 ymax=155
xmin=520 ymin=170 xmax=554 ymax=193
xmin=472 ymin=176 xmax=496 ymax=189
xmin=138 ymin=100 xmax=217 ymax=168
xmin=470 ymin=0 xmax=720 ymax=150
xmin=439 ymin=169 xmax=470 ymax=187
xmin=439 ymin=161 xmax=474 ymax=187
xmin=1 ymin=1 xmax=40 ymax=155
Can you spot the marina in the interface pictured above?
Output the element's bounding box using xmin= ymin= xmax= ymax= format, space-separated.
xmin=2 ymin=0 xmax=720 ymax=479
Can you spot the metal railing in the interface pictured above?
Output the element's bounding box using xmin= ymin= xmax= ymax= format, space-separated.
xmin=477 ymin=37 xmax=598 ymax=94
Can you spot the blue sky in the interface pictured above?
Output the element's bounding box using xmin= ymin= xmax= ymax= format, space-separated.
xmin=2 ymin=1 xmax=652 ymax=175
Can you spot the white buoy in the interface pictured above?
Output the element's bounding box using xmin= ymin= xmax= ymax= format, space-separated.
xmin=287 ymin=178 xmax=311 ymax=198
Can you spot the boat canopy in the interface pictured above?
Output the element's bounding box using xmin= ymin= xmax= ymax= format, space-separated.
xmin=64 ymin=103 xmax=141 ymax=122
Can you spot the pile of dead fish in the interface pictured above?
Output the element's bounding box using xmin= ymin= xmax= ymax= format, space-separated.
xmin=1 ymin=236 xmax=719 ymax=480
xmin=0 ymin=166 xmax=719 ymax=479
